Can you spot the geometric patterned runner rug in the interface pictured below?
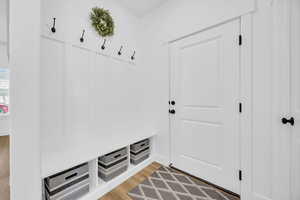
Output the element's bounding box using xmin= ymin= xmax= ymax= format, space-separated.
xmin=128 ymin=166 xmax=239 ymax=200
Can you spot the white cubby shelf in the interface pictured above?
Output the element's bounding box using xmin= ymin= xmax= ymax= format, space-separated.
xmin=42 ymin=132 xmax=157 ymax=200
xmin=82 ymin=155 xmax=154 ymax=200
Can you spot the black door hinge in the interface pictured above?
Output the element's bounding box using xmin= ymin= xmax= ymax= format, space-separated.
xmin=239 ymin=35 xmax=242 ymax=46
xmin=239 ymin=170 xmax=242 ymax=181
xmin=239 ymin=103 xmax=242 ymax=113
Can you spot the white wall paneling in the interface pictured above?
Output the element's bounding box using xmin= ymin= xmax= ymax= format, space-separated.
xmin=0 ymin=0 xmax=8 ymax=67
xmin=0 ymin=43 xmax=8 ymax=67
xmin=41 ymin=37 xmax=66 ymax=157
xmin=9 ymin=0 xmax=41 ymax=199
xmin=251 ymin=1 xmax=274 ymax=198
xmin=40 ymin=32 xmax=156 ymax=177
xmin=40 ymin=0 xmax=155 ymax=181
xmin=271 ymin=0 xmax=291 ymax=199
xmin=242 ymin=0 xmax=292 ymax=199
xmin=231 ymin=0 xmax=293 ymax=200
xmin=0 ymin=0 xmax=8 ymax=43
xmin=64 ymin=45 xmax=92 ymax=147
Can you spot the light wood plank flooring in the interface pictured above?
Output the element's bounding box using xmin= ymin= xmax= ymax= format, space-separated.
xmin=99 ymin=162 xmax=239 ymax=200
xmin=0 ymin=136 xmax=10 ymax=200
xmin=100 ymin=162 xmax=161 ymax=200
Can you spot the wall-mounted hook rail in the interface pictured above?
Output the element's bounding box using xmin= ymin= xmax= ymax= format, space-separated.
xmin=131 ymin=51 xmax=136 ymax=60
xmin=51 ymin=18 xmax=56 ymax=33
xmin=80 ymin=30 xmax=85 ymax=43
xmin=101 ymin=39 xmax=107 ymax=50
xmin=118 ymin=46 xmax=123 ymax=56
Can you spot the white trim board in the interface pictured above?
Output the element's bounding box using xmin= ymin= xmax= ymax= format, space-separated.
xmin=240 ymin=13 xmax=253 ymax=200
xmin=0 ymin=130 xmax=9 ymax=137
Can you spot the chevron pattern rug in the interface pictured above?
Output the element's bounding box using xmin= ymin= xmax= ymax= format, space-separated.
xmin=128 ymin=166 xmax=239 ymax=200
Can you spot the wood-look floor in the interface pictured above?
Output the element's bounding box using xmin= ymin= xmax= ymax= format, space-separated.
xmin=0 ymin=136 xmax=10 ymax=200
xmin=99 ymin=162 xmax=239 ymax=200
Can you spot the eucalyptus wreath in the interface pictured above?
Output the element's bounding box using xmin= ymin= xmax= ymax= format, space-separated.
xmin=90 ymin=7 xmax=114 ymax=37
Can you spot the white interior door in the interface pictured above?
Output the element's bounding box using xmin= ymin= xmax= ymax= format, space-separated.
xmin=170 ymin=19 xmax=240 ymax=194
xmin=291 ymin=1 xmax=300 ymax=199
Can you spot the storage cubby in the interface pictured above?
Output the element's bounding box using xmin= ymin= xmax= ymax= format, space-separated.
xmin=98 ymin=147 xmax=129 ymax=182
xmin=130 ymin=139 xmax=151 ymax=165
xmin=89 ymin=136 xmax=154 ymax=199
xmin=43 ymin=162 xmax=89 ymax=200
xmin=42 ymin=134 xmax=156 ymax=200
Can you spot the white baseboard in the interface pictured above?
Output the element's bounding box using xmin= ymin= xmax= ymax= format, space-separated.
xmin=153 ymin=154 xmax=170 ymax=166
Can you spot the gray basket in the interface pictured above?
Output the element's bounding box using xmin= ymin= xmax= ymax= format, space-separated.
xmin=44 ymin=163 xmax=88 ymax=190
xmin=60 ymin=185 xmax=89 ymax=200
xmin=99 ymin=156 xmax=128 ymax=174
xmin=99 ymin=164 xmax=128 ymax=182
xmin=99 ymin=147 xmax=127 ymax=164
xmin=131 ymin=148 xmax=150 ymax=160
xmin=130 ymin=139 xmax=150 ymax=153
xmin=131 ymin=154 xmax=150 ymax=165
xmin=44 ymin=176 xmax=89 ymax=200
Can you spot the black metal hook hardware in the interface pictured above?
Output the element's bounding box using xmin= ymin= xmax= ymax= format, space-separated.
xmin=131 ymin=51 xmax=136 ymax=60
xmin=51 ymin=18 xmax=56 ymax=33
xmin=282 ymin=117 xmax=295 ymax=126
xmin=118 ymin=46 xmax=123 ymax=56
xmin=80 ymin=30 xmax=85 ymax=43
xmin=101 ymin=39 xmax=107 ymax=50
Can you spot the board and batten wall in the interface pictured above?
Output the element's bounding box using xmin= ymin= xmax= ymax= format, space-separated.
xmin=140 ymin=0 xmax=291 ymax=200
xmin=40 ymin=0 xmax=155 ymax=177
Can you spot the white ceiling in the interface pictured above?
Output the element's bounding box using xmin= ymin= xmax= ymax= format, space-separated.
xmin=117 ymin=0 xmax=167 ymax=17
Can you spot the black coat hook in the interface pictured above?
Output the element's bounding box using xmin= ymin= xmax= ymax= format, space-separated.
xmin=101 ymin=39 xmax=107 ymax=50
xmin=80 ymin=30 xmax=85 ymax=43
xmin=118 ymin=46 xmax=123 ymax=56
xmin=131 ymin=51 xmax=136 ymax=60
xmin=51 ymin=18 xmax=56 ymax=33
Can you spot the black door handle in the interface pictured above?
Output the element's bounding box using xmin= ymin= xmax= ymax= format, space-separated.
xmin=169 ymin=109 xmax=175 ymax=114
xmin=168 ymin=101 xmax=176 ymax=105
xmin=282 ymin=117 xmax=295 ymax=126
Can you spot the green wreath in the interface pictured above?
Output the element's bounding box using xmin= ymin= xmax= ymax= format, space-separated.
xmin=90 ymin=7 xmax=114 ymax=37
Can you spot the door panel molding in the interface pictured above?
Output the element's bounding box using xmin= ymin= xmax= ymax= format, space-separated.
xmin=170 ymin=19 xmax=241 ymax=194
